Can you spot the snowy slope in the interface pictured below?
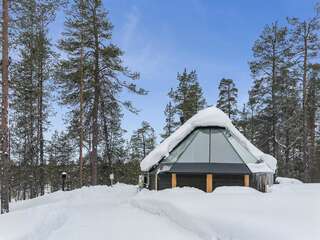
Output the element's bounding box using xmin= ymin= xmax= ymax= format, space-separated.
xmin=0 ymin=183 xmax=320 ymax=240
xmin=0 ymin=185 xmax=203 ymax=240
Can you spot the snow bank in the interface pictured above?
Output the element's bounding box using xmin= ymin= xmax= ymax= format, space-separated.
xmin=0 ymin=184 xmax=204 ymax=240
xmin=0 ymin=183 xmax=319 ymax=240
xmin=134 ymin=184 xmax=320 ymax=240
xmin=213 ymin=186 xmax=262 ymax=194
xmin=275 ymin=177 xmax=303 ymax=184
xmin=140 ymin=106 xmax=277 ymax=173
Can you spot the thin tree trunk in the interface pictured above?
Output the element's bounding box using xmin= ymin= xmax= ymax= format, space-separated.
xmin=142 ymin=133 xmax=146 ymax=158
xmin=302 ymin=36 xmax=309 ymax=181
xmin=91 ymin=2 xmax=100 ymax=185
xmin=307 ymin=70 xmax=316 ymax=180
xmin=308 ymin=102 xmax=316 ymax=180
xmin=271 ymin=29 xmax=278 ymax=160
xmin=79 ymin=0 xmax=84 ymax=186
xmin=79 ymin=50 xmax=84 ymax=186
xmin=250 ymin=108 xmax=254 ymax=142
xmin=227 ymin=84 xmax=231 ymax=118
xmin=1 ymin=0 xmax=10 ymax=214
xmin=38 ymin=29 xmax=45 ymax=195
xmin=100 ymin=99 xmax=111 ymax=165
xmin=29 ymin=57 xmax=36 ymax=199
xmin=39 ymin=69 xmax=44 ymax=195
xmin=92 ymin=93 xmax=98 ymax=186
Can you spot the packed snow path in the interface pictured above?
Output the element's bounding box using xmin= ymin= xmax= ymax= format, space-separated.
xmin=0 ymin=183 xmax=319 ymax=240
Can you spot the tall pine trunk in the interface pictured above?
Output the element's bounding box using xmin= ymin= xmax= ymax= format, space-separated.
xmin=38 ymin=56 xmax=44 ymax=196
xmin=79 ymin=0 xmax=85 ymax=186
xmin=302 ymin=37 xmax=309 ymax=181
xmin=307 ymin=66 xmax=317 ymax=180
xmin=271 ymin=43 xmax=278 ymax=161
xmin=38 ymin=26 xmax=45 ymax=195
xmin=1 ymin=0 xmax=10 ymax=214
xmin=79 ymin=45 xmax=84 ymax=186
xmin=91 ymin=2 xmax=100 ymax=185
xmin=28 ymin=45 xmax=36 ymax=198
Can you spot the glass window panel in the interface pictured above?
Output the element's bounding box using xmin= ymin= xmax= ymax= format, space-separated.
xmin=163 ymin=129 xmax=210 ymax=163
xmin=227 ymin=136 xmax=258 ymax=164
xmin=163 ymin=131 xmax=197 ymax=163
xmin=210 ymin=129 xmax=243 ymax=163
xmin=177 ymin=129 xmax=210 ymax=163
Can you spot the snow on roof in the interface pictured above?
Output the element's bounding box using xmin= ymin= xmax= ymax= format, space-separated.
xmin=140 ymin=106 xmax=277 ymax=173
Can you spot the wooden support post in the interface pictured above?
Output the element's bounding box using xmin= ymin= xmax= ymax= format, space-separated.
xmin=155 ymin=173 xmax=158 ymax=191
xmin=244 ymin=175 xmax=250 ymax=187
xmin=171 ymin=173 xmax=177 ymax=188
xmin=206 ymin=174 xmax=213 ymax=193
xmin=262 ymin=175 xmax=267 ymax=193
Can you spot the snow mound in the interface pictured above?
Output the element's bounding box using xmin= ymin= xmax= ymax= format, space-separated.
xmin=134 ymin=184 xmax=320 ymax=240
xmin=275 ymin=177 xmax=303 ymax=184
xmin=140 ymin=106 xmax=277 ymax=173
xmin=1 ymin=183 xmax=320 ymax=240
xmin=213 ymin=186 xmax=262 ymax=195
xmin=0 ymin=184 xmax=205 ymax=240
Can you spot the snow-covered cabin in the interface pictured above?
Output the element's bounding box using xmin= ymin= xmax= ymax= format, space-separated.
xmin=140 ymin=107 xmax=277 ymax=192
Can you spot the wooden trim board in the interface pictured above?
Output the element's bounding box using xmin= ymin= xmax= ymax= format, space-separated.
xmin=171 ymin=173 xmax=177 ymax=188
xmin=155 ymin=173 xmax=158 ymax=190
xmin=206 ymin=174 xmax=213 ymax=192
xmin=244 ymin=175 xmax=250 ymax=187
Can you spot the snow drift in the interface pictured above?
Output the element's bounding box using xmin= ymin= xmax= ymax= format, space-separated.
xmin=0 ymin=183 xmax=319 ymax=240
xmin=276 ymin=177 xmax=303 ymax=184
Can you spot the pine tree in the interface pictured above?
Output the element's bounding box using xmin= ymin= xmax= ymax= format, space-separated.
xmin=216 ymin=78 xmax=238 ymax=120
xmin=57 ymin=0 xmax=89 ymax=186
xmin=100 ymin=98 xmax=127 ymax=164
xmin=306 ymin=64 xmax=320 ymax=179
xmin=247 ymin=78 xmax=271 ymax=153
xmin=249 ymin=22 xmax=292 ymax=160
xmin=276 ymin=67 xmax=301 ymax=178
xmin=130 ymin=121 xmax=156 ymax=161
xmin=237 ymin=104 xmax=249 ymax=136
xmin=161 ymin=101 xmax=176 ymax=140
xmin=11 ymin=0 xmax=60 ymax=197
xmin=246 ymin=15 xmax=320 ymax=181
xmin=47 ymin=131 xmax=75 ymax=192
xmin=161 ymin=90 xmax=178 ymax=140
xmin=170 ymin=69 xmax=206 ymax=124
xmin=288 ymin=15 xmax=320 ymax=181
xmin=47 ymin=131 xmax=60 ymax=192
xmin=98 ymin=100 xmax=127 ymax=185
xmin=57 ymin=0 xmax=146 ymax=185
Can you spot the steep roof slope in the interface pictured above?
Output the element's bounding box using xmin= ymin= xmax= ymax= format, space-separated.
xmin=140 ymin=107 xmax=277 ymax=173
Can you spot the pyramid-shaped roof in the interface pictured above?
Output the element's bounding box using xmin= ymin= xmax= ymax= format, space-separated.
xmin=141 ymin=107 xmax=277 ymax=173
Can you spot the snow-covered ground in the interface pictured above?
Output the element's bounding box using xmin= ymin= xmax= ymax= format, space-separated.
xmin=0 ymin=183 xmax=319 ymax=240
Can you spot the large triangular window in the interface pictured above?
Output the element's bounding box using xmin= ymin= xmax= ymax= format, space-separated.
xmin=210 ymin=129 xmax=243 ymax=163
xmin=164 ymin=129 xmax=209 ymax=163
xmin=163 ymin=127 xmax=255 ymax=164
